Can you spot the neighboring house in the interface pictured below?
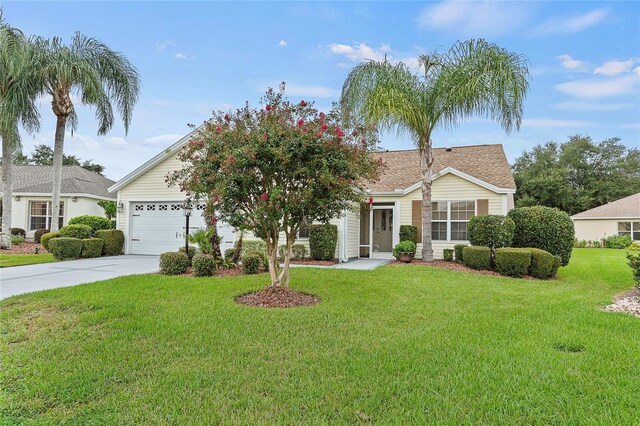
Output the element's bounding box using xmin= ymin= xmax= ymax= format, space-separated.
xmin=0 ymin=165 xmax=115 ymax=240
xmin=110 ymin=129 xmax=516 ymax=259
xmin=572 ymin=192 xmax=640 ymax=242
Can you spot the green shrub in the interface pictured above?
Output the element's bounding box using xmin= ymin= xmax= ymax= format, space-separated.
xmin=454 ymin=244 xmax=467 ymax=262
xmin=626 ymin=253 xmax=640 ymax=289
xmin=41 ymin=231 xmax=61 ymax=251
xmin=604 ymin=234 xmax=632 ymax=249
xmin=49 ymin=237 xmax=83 ymax=260
xmin=494 ymin=248 xmax=532 ymax=277
xmin=527 ymin=248 xmax=554 ymax=279
xmin=95 ymin=229 xmax=125 ymax=256
xmin=178 ymin=245 xmax=198 ymax=265
xmin=462 ymin=246 xmax=491 ymax=270
xmin=291 ymin=244 xmax=307 ymax=260
xmin=443 ymin=248 xmax=454 ymax=262
xmin=392 ymin=240 xmax=416 ymax=260
xmin=507 ymin=206 xmax=575 ymax=266
xmin=550 ymin=256 xmax=562 ymax=278
xmin=309 ymin=224 xmax=338 ymax=260
xmin=34 ymin=229 xmax=49 ymax=244
xmin=192 ymin=253 xmax=217 ymax=277
xmin=10 ymin=228 xmax=26 ymax=237
xmin=468 ymin=215 xmax=515 ymax=249
xmin=627 ymin=241 xmax=640 ymax=251
xmin=399 ymin=225 xmax=418 ymax=244
xmin=60 ymin=224 xmax=93 ymax=239
xmin=241 ymin=239 xmax=267 ymax=257
xmin=224 ymin=247 xmax=235 ymax=260
xmin=278 ymin=245 xmax=286 ymax=259
xmin=159 ymin=251 xmax=190 ymax=275
xmin=11 ymin=234 xmax=24 ymax=245
xmin=68 ymin=215 xmax=112 ymax=232
xmin=242 ymin=252 xmax=263 ymax=275
xmin=81 ymin=238 xmax=104 ymax=258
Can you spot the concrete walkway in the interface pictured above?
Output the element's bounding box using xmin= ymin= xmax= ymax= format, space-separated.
xmin=0 ymin=255 xmax=159 ymax=300
xmin=289 ymin=258 xmax=391 ymax=271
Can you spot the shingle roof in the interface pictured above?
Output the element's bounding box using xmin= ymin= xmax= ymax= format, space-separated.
xmin=367 ymin=144 xmax=516 ymax=192
xmin=11 ymin=165 xmax=116 ymax=199
xmin=572 ymin=192 xmax=640 ymax=219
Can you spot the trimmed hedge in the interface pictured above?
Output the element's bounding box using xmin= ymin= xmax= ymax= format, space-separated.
xmin=41 ymin=231 xmax=61 ymax=251
xmin=309 ymin=224 xmax=338 ymax=260
xmin=443 ymin=248 xmax=454 ymax=262
xmin=495 ymin=248 xmax=531 ymax=277
xmin=11 ymin=235 xmax=24 ymax=245
xmin=95 ymin=229 xmax=125 ymax=256
xmin=241 ymin=240 xmax=266 ymax=257
xmin=462 ymin=246 xmax=491 ymax=270
xmin=468 ymin=215 xmax=515 ymax=249
xmin=627 ymin=253 xmax=640 ymax=289
xmin=159 ymin=251 xmax=190 ymax=275
xmin=392 ymin=240 xmax=416 ymax=260
xmin=242 ymin=252 xmax=263 ymax=275
xmin=68 ymin=215 xmax=112 ymax=232
xmin=551 ymin=256 xmax=562 ymax=278
xmin=528 ymin=248 xmax=554 ymax=279
xmin=192 ymin=253 xmax=217 ymax=277
xmin=60 ymin=224 xmax=93 ymax=239
xmin=34 ymin=229 xmax=49 ymax=244
xmin=178 ymin=246 xmax=198 ymax=265
xmin=280 ymin=244 xmax=307 ymax=260
xmin=399 ymin=225 xmax=418 ymax=244
xmin=454 ymin=244 xmax=467 ymax=263
xmin=49 ymin=237 xmax=83 ymax=260
xmin=81 ymin=238 xmax=104 ymax=258
xmin=604 ymin=234 xmax=632 ymax=249
xmin=507 ymin=206 xmax=574 ymax=266
xmin=10 ymin=228 xmax=26 ymax=237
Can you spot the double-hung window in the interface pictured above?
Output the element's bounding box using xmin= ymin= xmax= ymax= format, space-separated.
xmin=618 ymin=222 xmax=640 ymax=241
xmin=431 ymin=201 xmax=476 ymax=242
xmin=29 ymin=201 xmax=64 ymax=230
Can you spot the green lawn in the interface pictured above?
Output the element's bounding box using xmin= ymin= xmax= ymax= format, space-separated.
xmin=1 ymin=249 xmax=638 ymax=424
xmin=0 ymin=253 xmax=55 ymax=268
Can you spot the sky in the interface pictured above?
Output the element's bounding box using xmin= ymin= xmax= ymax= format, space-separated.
xmin=3 ymin=1 xmax=640 ymax=181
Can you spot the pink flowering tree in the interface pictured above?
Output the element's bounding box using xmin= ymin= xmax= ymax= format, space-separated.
xmin=168 ymin=84 xmax=382 ymax=287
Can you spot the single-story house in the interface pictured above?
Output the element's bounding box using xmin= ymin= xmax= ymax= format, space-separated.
xmin=1 ymin=165 xmax=115 ymax=240
xmin=572 ymin=192 xmax=640 ymax=242
xmin=110 ymin=129 xmax=516 ymax=259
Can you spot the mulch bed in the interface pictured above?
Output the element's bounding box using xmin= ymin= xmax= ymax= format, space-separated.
xmin=604 ymin=289 xmax=640 ymax=318
xmin=388 ymin=259 xmax=539 ymax=280
xmin=235 ymin=286 xmax=320 ymax=308
xmin=0 ymin=242 xmax=48 ymax=255
xmin=175 ymin=266 xmax=244 ymax=277
xmin=288 ymin=259 xmax=338 ymax=266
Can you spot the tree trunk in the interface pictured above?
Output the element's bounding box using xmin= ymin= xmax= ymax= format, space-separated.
xmin=50 ymin=115 xmax=66 ymax=232
xmin=277 ymin=235 xmax=294 ymax=287
xmin=1 ymin=135 xmax=13 ymax=249
xmin=420 ymin=142 xmax=434 ymax=261
xmin=232 ymin=231 xmax=243 ymax=263
xmin=265 ymin=234 xmax=280 ymax=287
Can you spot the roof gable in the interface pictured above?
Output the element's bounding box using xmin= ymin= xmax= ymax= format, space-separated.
xmin=572 ymin=192 xmax=640 ymax=219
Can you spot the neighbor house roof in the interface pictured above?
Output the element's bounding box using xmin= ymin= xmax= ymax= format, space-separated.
xmin=11 ymin=165 xmax=116 ymax=199
xmin=367 ymin=144 xmax=516 ymax=194
xmin=572 ymin=192 xmax=640 ymax=219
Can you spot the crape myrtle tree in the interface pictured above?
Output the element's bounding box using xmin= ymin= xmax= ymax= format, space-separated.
xmin=168 ymin=85 xmax=382 ymax=287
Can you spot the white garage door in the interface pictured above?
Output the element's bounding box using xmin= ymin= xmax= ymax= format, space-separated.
xmin=130 ymin=202 xmax=235 ymax=255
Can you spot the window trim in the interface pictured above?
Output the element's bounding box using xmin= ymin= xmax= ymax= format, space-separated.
xmin=431 ymin=200 xmax=476 ymax=242
xmin=28 ymin=201 xmax=64 ymax=231
xmin=618 ymin=221 xmax=640 ymax=241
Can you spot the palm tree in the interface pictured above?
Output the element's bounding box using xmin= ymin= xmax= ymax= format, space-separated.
xmin=0 ymin=12 xmax=41 ymax=248
xmin=37 ymin=32 xmax=140 ymax=230
xmin=340 ymin=39 xmax=529 ymax=261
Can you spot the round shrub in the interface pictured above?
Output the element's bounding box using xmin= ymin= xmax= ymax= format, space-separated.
xmin=309 ymin=224 xmax=338 ymax=260
xmin=60 ymin=224 xmax=93 ymax=239
xmin=241 ymin=239 xmax=267 ymax=257
xmin=443 ymin=248 xmax=454 ymax=262
xmin=159 ymin=251 xmax=190 ymax=275
xmin=41 ymin=231 xmax=61 ymax=251
xmin=224 ymin=247 xmax=235 ymax=260
xmin=399 ymin=225 xmax=418 ymax=244
xmin=49 ymin=237 xmax=83 ymax=260
xmin=178 ymin=245 xmax=198 ymax=265
xmin=34 ymin=229 xmax=50 ymax=244
xmin=241 ymin=251 xmax=263 ymax=275
xmin=494 ymin=248 xmax=532 ymax=277
xmin=81 ymin=238 xmax=104 ymax=258
xmin=454 ymin=244 xmax=467 ymax=262
xmin=527 ymin=248 xmax=554 ymax=279
xmin=392 ymin=240 xmax=416 ymax=260
xmin=462 ymin=246 xmax=492 ymax=270
xmin=68 ymin=215 xmax=112 ymax=232
xmin=291 ymin=244 xmax=307 ymax=260
xmin=192 ymin=253 xmax=217 ymax=277
xmin=10 ymin=228 xmax=26 ymax=237
xmin=278 ymin=245 xmax=287 ymax=260
xmin=550 ymin=256 xmax=562 ymax=278
xmin=468 ymin=215 xmax=515 ymax=249
xmin=95 ymin=229 xmax=125 ymax=256
xmin=11 ymin=234 xmax=25 ymax=245
xmin=603 ymin=234 xmax=632 ymax=249
xmin=507 ymin=206 xmax=574 ymax=266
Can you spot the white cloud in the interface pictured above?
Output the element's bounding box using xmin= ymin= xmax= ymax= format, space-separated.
xmin=555 ymin=75 xmax=640 ymax=99
xmin=279 ymin=40 xmax=287 ymax=47
xmin=594 ymin=60 xmax=634 ymax=76
xmin=174 ymin=52 xmax=188 ymax=60
xmin=535 ymin=8 xmax=608 ymax=35
xmin=551 ymin=101 xmax=634 ymax=111
xmin=67 ymin=133 xmax=100 ymax=150
xmin=556 ymin=54 xmax=589 ymax=72
xmin=635 ymin=66 xmax=640 ymax=76
xmin=417 ymin=1 xmax=530 ymax=36
xmin=156 ymin=40 xmax=176 ymax=52
xmin=142 ymin=134 xmax=183 ymax=147
xmin=522 ymin=118 xmax=594 ymax=128
xmin=328 ymin=42 xmax=390 ymax=63
xmin=104 ymin=136 xmax=128 ymax=150
xmin=285 ymin=84 xmax=340 ymax=98
xmin=621 ymin=123 xmax=640 ymax=129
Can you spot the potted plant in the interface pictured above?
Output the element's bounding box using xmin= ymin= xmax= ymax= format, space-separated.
xmin=393 ymin=240 xmax=416 ymax=263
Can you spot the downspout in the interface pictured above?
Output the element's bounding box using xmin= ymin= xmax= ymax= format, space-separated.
xmin=340 ymin=209 xmax=348 ymax=263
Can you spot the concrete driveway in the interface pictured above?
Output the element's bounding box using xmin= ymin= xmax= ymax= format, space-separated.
xmin=0 ymin=255 xmax=159 ymax=300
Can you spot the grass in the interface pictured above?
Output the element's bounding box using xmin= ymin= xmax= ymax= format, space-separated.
xmin=1 ymin=248 xmax=638 ymax=424
xmin=0 ymin=253 xmax=55 ymax=268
